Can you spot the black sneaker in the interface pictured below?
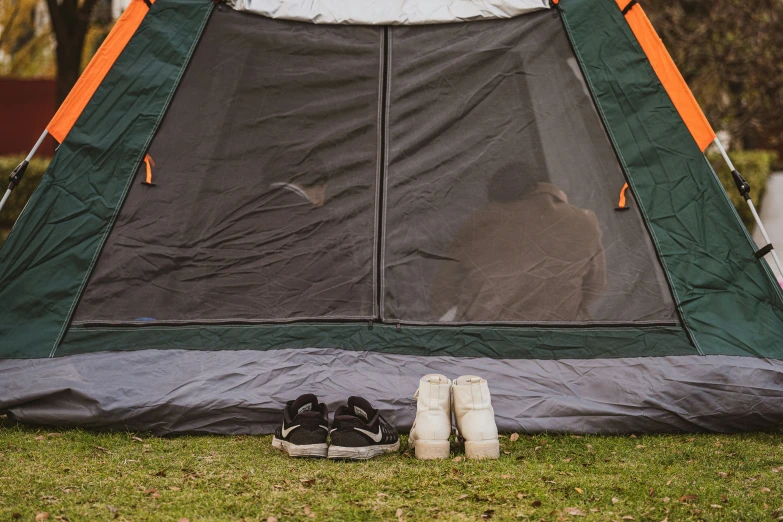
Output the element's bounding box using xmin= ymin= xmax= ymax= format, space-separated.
xmin=272 ymin=394 xmax=329 ymax=457
xmin=328 ymin=396 xmax=400 ymax=460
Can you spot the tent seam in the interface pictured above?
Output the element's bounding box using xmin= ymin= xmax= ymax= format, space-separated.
xmin=49 ymin=3 xmax=215 ymax=358
xmin=558 ymin=3 xmax=703 ymax=356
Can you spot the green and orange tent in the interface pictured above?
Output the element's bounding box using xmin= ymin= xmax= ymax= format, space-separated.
xmin=1 ymin=0 xmax=782 ymax=434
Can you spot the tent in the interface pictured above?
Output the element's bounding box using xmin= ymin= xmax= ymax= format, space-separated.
xmin=2 ymin=0 xmax=783 ymax=435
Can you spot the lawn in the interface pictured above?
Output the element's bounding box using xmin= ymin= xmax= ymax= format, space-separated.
xmin=1 ymin=416 xmax=782 ymax=521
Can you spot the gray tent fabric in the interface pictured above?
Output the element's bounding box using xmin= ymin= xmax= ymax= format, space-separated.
xmin=227 ymin=0 xmax=550 ymax=25
xmin=2 ymin=350 xmax=782 ymax=435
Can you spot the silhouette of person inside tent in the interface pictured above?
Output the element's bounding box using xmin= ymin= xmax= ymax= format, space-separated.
xmin=430 ymin=160 xmax=606 ymax=323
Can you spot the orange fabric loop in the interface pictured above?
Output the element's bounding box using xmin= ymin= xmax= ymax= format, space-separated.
xmin=617 ymin=182 xmax=629 ymax=209
xmin=143 ymin=154 xmax=155 ymax=185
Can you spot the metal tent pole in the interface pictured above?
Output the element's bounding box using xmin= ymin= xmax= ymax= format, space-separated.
xmin=0 ymin=130 xmax=48 ymax=214
xmin=714 ymin=137 xmax=783 ymax=276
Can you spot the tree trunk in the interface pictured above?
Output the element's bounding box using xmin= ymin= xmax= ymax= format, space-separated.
xmin=54 ymin=33 xmax=87 ymax=106
xmin=46 ymin=0 xmax=100 ymax=108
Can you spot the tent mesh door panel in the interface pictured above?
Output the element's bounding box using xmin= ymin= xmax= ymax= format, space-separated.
xmin=381 ymin=11 xmax=678 ymax=324
xmin=73 ymin=7 xmax=679 ymax=327
xmin=73 ymin=7 xmax=382 ymax=323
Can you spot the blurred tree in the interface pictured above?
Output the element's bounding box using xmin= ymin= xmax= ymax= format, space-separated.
xmin=646 ymin=0 xmax=783 ymax=152
xmin=45 ymin=0 xmax=103 ymax=105
xmin=0 ymin=0 xmax=111 ymax=103
xmin=0 ymin=0 xmax=55 ymax=78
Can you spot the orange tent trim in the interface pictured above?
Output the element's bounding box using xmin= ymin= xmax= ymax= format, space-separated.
xmin=615 ymin=0 xmax=715 ymax=152
xmin=47 ymin=0 xmax=156 ymax=144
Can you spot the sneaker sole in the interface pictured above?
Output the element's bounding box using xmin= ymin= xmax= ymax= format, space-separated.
xmin=465 ymin=439 xmax=500 ymax=460
xmin=272 ymin=436 xmax=328 ymax=458
xmin=411 ymin=439 xmax=450 ymax=460
xmin=327 ymin=440 xmax=401 ymax=460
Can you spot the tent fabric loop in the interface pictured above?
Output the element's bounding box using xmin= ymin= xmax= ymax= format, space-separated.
xmin=615 ymin=182 xmax=630 ymax=211
xmin=142 ymin=154 xmax=155 ymax=186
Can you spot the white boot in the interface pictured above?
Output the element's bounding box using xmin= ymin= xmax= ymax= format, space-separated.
xmin=452 ymin=375 xmax=499 ymax=460
xmin=409 ymin=374 xmax=452 ymax=459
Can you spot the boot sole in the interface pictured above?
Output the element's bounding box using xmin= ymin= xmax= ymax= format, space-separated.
xmin=411 ymin=439 xmax=450 ymax=460
xmin=465 ymin=439 xmax=500 ymax=460
xmin=327 ymin=440 xmax=401 ymax=460
xmin=272 ymin=437 xmax=328 ymax=458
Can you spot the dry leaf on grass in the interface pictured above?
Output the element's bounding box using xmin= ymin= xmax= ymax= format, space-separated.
xmin=510 ymin=433 xmax=520 ymax=442
xmin=679 ymin=494 xmax=698 ymax=502
xmin=502 ymin=474 xmax=511 ymax=479
xmin=458 ymin=494 xmax=469 ymax=500
xmin=395 ymin=508 xmax=403 ymax=517
xmin=178 ymin=519 xmax=189 ymax=522
xmin=35 ymin=513 xmax=49 ymax=521
xmin=481 ymin=509 xmax=494 ymax=519
xmin=574 ymin=487 xmax=583 ymax=494
xmin=717 ymin=472 xmax=728 ymax=478
xmin=611 ymin=497 xmax=620 ymax=504
xmin=530 ymin=500 xmax=542 ymax=507
xmin=144 ymin=488 xmax=158 ymax=495
xmin=661 ymin=497 xmax=670 ymax=503
xmin=34 ymin=436 xmax=45 ymax=441
xmin=304 ymin=506 xmax=311 ymax=515
xmin=47 ymin=433 xmax=62 ymax=438
xmin=564 ymin=507 xmax=585 ymax=516
xmin=132 ymin=436 xmax=143 ymax=442
xmin=169 ymin=486 xmax=181 ymax=491
xmin=267 ymin=517 xmax=278 ymax=522
xmin=300 ymin=479 xmax=316 ymax=486
xmin=761 ymin=487 xmax=771 ymax=493
xmin=622 ymin=516 xmax=634 ymax=520
xmin=453 ymin=456 xmax=463 ymax=462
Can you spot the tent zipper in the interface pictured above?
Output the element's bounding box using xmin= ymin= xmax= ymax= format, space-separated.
xmin=376 ymin=26 xmax=390 ymax=322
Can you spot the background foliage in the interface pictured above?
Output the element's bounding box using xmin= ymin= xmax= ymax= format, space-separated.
xmin=0 ymin=156 xmax=50 ymax=239
xmin=646 ymin=0 xmax=783 ymax=158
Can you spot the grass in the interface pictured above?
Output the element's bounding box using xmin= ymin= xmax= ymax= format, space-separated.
xmin=1 ymin=417 xmax=782 ymax=521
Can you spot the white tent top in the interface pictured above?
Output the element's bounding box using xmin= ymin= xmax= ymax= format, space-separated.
xmin=227 ymin=0 xmax=550 ymax=25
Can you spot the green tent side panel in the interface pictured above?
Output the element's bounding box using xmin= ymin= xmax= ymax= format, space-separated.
xmin=559 ymin=0 xmax=783 ymax=359
xmin=58 ymin=323 xmax=695 ymax=360
xmin=0 ymin=0 xmax=214 ymax=359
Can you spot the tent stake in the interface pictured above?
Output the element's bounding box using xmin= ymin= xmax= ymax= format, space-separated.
xmin=0 ymin=130 xmax=48 ymax=214
xmin=714 ymin=137 xmax=783 ymax=276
